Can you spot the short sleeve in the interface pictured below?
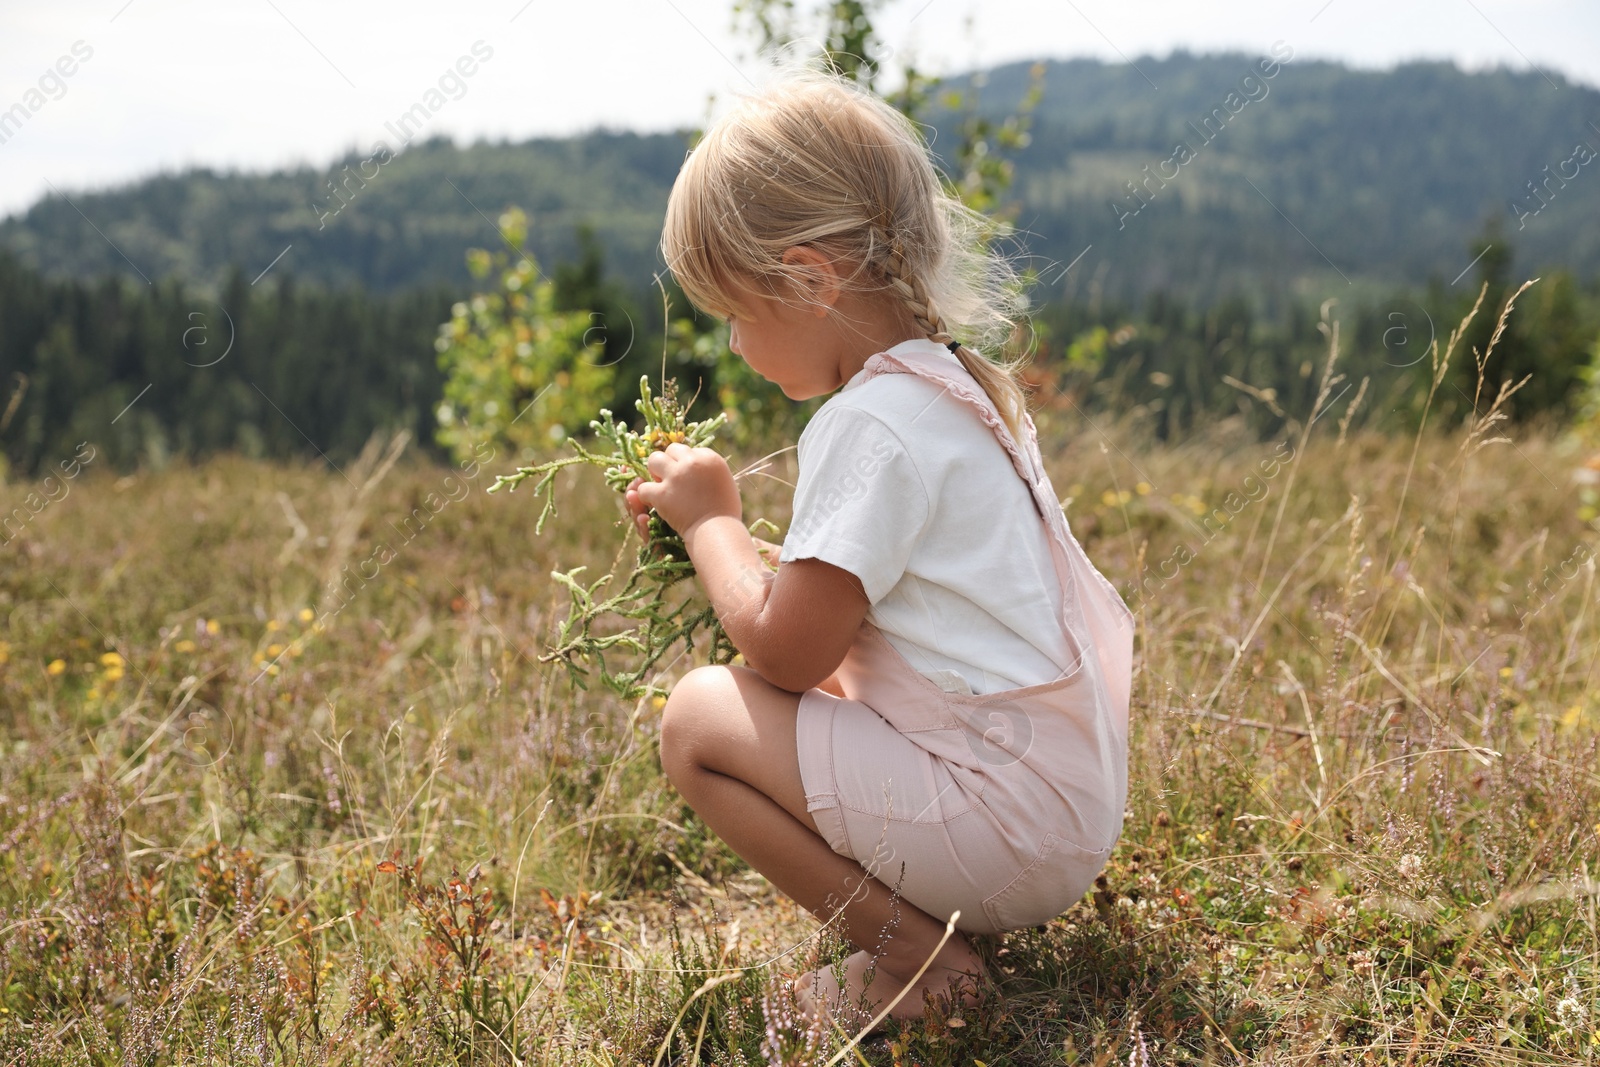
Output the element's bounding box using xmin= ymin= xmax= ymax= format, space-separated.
xmin=778 ymin=405 xmax=929 ymax=603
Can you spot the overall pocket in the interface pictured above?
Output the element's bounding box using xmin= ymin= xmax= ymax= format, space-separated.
xmin=981 ymin=832 xmax=1113 ymax=932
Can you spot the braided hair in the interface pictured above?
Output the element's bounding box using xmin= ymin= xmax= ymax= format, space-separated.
xmin=661 ymin=64 xmax=1029 ymax=439
xmin=875 ymin=232 xmax=1025 ymax=435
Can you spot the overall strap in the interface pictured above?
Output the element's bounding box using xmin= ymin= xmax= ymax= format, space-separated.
xmin=859 ymin=352 xmax=1061 ymax=537
xmin=858 ymin=348 xmax=1136 ymax=718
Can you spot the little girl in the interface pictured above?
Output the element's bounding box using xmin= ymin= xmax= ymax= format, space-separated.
xmin=628 ymin=67 xmax=1133 ymax=1028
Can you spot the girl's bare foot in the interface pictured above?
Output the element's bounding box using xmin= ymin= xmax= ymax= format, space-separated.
xmin=793 ymin=939 xmax=983 ymax=1034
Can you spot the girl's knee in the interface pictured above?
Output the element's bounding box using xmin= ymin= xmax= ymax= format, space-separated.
xmin=658 ymin=665 xmax=738 ymax=782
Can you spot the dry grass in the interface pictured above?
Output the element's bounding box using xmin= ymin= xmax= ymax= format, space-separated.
xmin=1 ymin=299 xmax=1597 ymax=1064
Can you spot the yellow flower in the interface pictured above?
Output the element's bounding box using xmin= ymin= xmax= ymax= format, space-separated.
xmin=87 ymin=686 xmax=102 ymax=701
xmin=1498 ymin=666 xmax=1514 ymax=679
xmin=205 ymin=619 xmax=220 ymax=635
xmin=298 ymin=608 xmax=314 ymax=623
xmin=0 ymin=641 xmax=9 ymax=664
xmin=266 ymin=644 xmax=283 ymax=658
xmin=100 ymin=651 xmax=123 ymax=668
xmin=650 ymin=695 xmax=667 ymax=711
xmin=266 ymin=619 xmax=282 ymax=632
xmin=175 ymin=639 xmax=196 ymax=653
xmin=102 ymin=665 xmax=124 ymax=682
xmin=46 ymin=658 xmax=66 ymax=676
xmin=1135 ymin=481 xmax=1152 ymax=496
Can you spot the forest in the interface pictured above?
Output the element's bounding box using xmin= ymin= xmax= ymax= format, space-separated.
xmin=0 ymin=218 xmax=1594 ymax=477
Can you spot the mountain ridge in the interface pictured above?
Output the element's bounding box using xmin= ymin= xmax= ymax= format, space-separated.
xmin=3 ymin=51 xmax=1596 ymax=307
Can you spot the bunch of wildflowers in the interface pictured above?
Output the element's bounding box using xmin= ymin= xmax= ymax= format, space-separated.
xmin=488 ymin=377 xmax=734 ymax=698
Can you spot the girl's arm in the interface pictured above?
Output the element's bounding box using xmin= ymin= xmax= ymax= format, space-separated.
xmin=679 ymin=516 xmax=868 ymax=692
xmin=630 ymin=445 xmax=869 ymax=693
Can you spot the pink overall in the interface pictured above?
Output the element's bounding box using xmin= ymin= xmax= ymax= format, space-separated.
xmin=794 ymin=347 xmax=1135 ymax=935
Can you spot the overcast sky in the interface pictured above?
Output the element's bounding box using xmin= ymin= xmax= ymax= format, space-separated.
xmin=1 ymin=0 xmax=1596 ymax=220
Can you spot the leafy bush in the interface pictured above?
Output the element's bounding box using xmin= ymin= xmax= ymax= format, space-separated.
xmin=433 ymin=207 xmax=613 ymax=464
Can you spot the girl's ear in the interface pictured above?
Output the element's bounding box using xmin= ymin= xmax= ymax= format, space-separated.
xmin=780 ymin=245 xmax=843 ymax=318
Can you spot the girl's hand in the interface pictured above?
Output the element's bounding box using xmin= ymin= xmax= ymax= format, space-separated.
xmin=623 ymin=478 xmax=653 ymax=541
xmin=630 ymin=443 xmax=743 ymax=541
xmin=752 ymin=536 xmax=782 ymax=569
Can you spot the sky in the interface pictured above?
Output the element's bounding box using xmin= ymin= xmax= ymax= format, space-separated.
xmin=1 ymin=0 xmax=1597 ymax=220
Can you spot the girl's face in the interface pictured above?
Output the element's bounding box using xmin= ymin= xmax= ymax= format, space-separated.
xmin=723 ymin=281 xmax=838 ymax=401
xmin=717 ymin=249 xmax=911 ymax=400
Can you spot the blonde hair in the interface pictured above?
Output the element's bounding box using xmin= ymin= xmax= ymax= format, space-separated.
xmin=660 ymin=66 xmax=1030 ymax=439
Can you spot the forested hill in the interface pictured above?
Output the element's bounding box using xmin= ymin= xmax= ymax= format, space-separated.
xmin=3 ymin=52 xmax=1597 ymax=306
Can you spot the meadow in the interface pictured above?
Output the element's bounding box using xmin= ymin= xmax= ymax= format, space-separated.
xmin=1 ymin=300 xmax=1597 ymax=1065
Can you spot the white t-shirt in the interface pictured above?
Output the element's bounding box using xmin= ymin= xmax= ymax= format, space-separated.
xmin=779 ymin=339 xmax=1074 ymax=695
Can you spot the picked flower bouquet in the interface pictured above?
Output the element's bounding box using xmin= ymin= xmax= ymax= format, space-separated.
xmin=488 ymin=376 xmax=743 ymax=698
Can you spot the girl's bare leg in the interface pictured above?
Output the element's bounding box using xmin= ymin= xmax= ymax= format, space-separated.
xmin=657 ymin=664 xmax=982 ymax=1026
